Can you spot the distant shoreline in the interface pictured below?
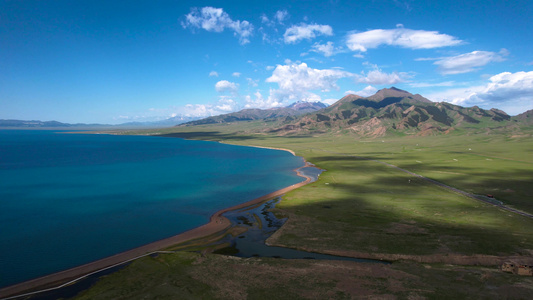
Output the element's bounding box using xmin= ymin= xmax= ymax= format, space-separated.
xmin=0 ymin=145 xmax=313 ymax=299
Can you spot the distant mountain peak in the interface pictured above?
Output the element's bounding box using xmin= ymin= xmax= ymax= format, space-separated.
xmin=369 ymin=87 xmax=413 ymax=101
xmin=366 ymin=87 xmax=432 ymax=104
xmin=390 ymin=86 xmax=408 ymax=92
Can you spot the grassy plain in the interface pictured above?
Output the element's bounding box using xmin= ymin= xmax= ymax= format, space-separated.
xmin=75 ymin=251 xmax=533 ymax=300
xmin=74 ymin=123 xmax=533 ymax=299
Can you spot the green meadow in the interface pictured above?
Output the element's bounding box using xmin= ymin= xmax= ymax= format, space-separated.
xmin=75 ymin=124 xmax=533 ymax=298
xmin=151 ymin=125 xmax=533 ymax=256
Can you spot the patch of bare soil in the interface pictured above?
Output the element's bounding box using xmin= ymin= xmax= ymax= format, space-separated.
xmin=350 ymin=117 xmax=387 ymax=137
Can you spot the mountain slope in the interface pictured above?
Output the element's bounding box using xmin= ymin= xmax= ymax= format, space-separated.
xmin=513 ymin=109 xmax=533 ymax=124
xmin=181 ymin=101 xmax=326 ymax=126
xmin=269 ymin=87 xmax=520 ymax=137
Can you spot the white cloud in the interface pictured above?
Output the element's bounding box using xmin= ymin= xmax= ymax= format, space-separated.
xmin=409 ymin=81 xmax=455 ymax=88
xmin=183 ymin=96 xmax=240 ymax=117
xmin=209 ymin=71 xmax=219 ymax=77
xmin=355 ymin=69 xmax=410 ymax=85
xmin=346 ymin=85 xmax=378 ymax=97
xmin=434 ymin=50 xmax=507 ymax=75
xmin=246 ymin=78 xmax=259 ymax=87
xmin=311 ymin=41 xmax=342 ymax=57
xmin=322 ymin=98 xmax=339 ymax=105
xmin=426 ymin=71 xmax=533 ymax=115
xmin=215 ymin=80 xmax=239 ymax=94
xmin=232 ymin=72 xmax=241 ymax=77
xmin=260 ymin=14 xmax=269 ymax=24
xmin=263 ymin=62 xmax=353 ymax=106
xmin=259 ymin=10 xmax=290 ymax=43
xmin=414 ymin=57 xmax=440 ymax=61
xmin=214 ymin=96 xmax=238 ymax=112
xmin=182 ymin=104 xmax=219 ymax=117
xmin=261 ymin=10 xmax=289 ymax=26
xmin=346 ymin=27 xmax=461 ymax=52
xmin=119 ymin=97 xmax=241 ymax=121
xmin=182 ymin=7 xmax=254 ymax=45
xmin=266 ymin=62 xmax=353 ymax=94
xmin=284 ymin=23 xmax=333 ymax=44
xmin=274 ymin=10 xmax=289 ymax=23
xmin=244 ymin=91 xmax=284 ymax=109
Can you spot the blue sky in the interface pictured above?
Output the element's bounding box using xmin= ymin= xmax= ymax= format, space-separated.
xmin=1 ymin=0 xmax=532 ymax=124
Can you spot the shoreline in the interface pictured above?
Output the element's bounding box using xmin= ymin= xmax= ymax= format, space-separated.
xmin=0 ymin=147 xmax=313 ymax=299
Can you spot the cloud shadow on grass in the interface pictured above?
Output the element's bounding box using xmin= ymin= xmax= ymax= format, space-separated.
xmin=275 ymin=153 xmax=533 ymax=257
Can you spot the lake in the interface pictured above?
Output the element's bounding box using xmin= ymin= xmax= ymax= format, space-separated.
xmin=0 ymin=130 xmax=305 ymax=288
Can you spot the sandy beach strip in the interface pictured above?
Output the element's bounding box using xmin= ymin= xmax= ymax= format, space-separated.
xmin=0 ymin=156 xmax=313 ymax=299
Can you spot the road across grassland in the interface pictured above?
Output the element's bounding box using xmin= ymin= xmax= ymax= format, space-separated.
xmin=311 ymin=148 xmax=533 ymax=219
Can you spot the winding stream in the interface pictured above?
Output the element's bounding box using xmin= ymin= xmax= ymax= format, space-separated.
xmin=218 ymin=167 xmax=388 ymax=264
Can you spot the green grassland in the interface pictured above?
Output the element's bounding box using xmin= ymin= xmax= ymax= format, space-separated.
xmin=74 ymin=124 xmax=533 ymax=299
xmin=74 ymin=252 xmax=533 ymax=300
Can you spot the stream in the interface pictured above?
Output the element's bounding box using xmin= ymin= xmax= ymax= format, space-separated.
xmin=217 ymin=166 xmax=388 ymax=264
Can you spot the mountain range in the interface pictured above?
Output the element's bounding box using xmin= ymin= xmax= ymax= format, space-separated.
xmin=0 ymin=101 xmax=327 ymax=129
xmin=2 ymin=88 xmax=531 ymax=136
xmin=181 ymin=87 xmax=531 ymax=137
xmin=182 ymin=101 xmax=327 ymax=126
xmin=269 ymin=87 xmax=532 ymax=137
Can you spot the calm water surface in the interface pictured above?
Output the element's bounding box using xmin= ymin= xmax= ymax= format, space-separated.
xmin=0 ymin=130 xmax=305 ymax=288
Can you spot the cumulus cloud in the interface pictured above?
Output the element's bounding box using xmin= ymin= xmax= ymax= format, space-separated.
xmin=215 ymin=80 xmax=239 ymax=94
xmin=355 ymin=68 xmax=410 ymax=85
xmin=182 ymin=7 xmax=254 ymax=45
xmin=232 ymin=72 xmax=241 ymax=77
xmin=183 ymin=96 xmax=239 ymax=117
xmin=426 ymin=71 xmax=533 ymax=115
xmin=266 ymin=62 xmax=352 ymax=94
xmin=244 ymin=91 xmax=284 ymax=109
xmin=346 ymin=85 xmax=378 ymax=97
xmin=284 ymin=23 xmax=333 ymax=44
xmin=263 ymin=62 xmax=353 ymax=105
xmin=209 ymin=71 xmax=219 ymax=77
xmin=214 ymin=96 xmax=238 ymax=112
xmin=346 ymin=27 xmax=461 ymax=52
xmin=433 ymin=50 xmax=508 ymax=75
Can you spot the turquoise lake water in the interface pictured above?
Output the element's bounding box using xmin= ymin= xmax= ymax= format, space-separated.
xmin=0 ymin=130 xmax=305 ymax=288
